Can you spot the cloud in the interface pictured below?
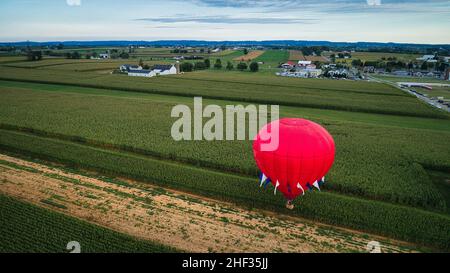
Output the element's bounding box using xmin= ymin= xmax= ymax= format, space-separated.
xmin=136 ymin=15 xmax=316 ymax=25
xmin=186 ymin=0 xmax=450 ymax=14
xmin=66 ymin=0 xmax=81 ymax=6
xmin=367 ymin=0 xmax=381 ymax=6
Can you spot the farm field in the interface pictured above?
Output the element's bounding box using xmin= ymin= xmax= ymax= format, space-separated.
xmin=350 ymin=52 xmax=421 ymax=62
xmin=0 ymin=193 xmax=177 ymax=253
xmin=418 ymin=86 xmax=450 ymax=99
xmin=233 ymin=50 xmax=265 ymax=61
xmin=325 ymin=51 xmax=421 ymax=63
xmin=0 ymin=154 xmax=422 ymax=253
xmin=0 ymin=79 xmax=449 ymax=210
xmin=288 ymin=50 xmax=305 ymax=61
xmin=0 ymin=66 xmax=446 ymax=118
xmin=373 ymin=74 xmax=450 ymax=84
xmin=0 ymin=54 xmax=450 ymax=252
xmin=305 ymin=55 xmax=329 ymax=62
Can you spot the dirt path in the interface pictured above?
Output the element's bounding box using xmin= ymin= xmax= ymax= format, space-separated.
xmin=0 ymin=154 xmax=419 ymax=253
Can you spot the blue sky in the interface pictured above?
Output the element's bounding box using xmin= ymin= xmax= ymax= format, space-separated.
xmin=0 ymin=0 xmax=449 ymax=43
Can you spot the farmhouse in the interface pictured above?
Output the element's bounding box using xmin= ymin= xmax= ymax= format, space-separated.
xmin=307 ymin=69 xmax=323 ymax=78
xmin=127 ymin=69 xmax=155 ymax=78
xmin=99 ymin=53 xmax=110 ymax=59
xmin=416 ymin=55 xmax=435 ymax=61
xmin=120 ymin=64 xmax=142 ymax=72
xmin=125 ymin=64 xmax=179 ymax=78
xmin=298 ymin=60 xmax=312 ymax=67
xmin=281 ymin=61 xmax=296 ymax=69
xmin=363 ymin=66 xmax=375 ymax=73
xmin=152 ymin=64 xmax=177 ymax=75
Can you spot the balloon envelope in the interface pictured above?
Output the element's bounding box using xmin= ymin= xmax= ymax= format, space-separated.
xmin=253 ymin=118 xmax=335 ymax=200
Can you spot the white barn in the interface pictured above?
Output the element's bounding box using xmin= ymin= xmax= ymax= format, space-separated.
xmin=152 ymin=64 xmax=177 ymax=75
xmin=126 ymin=64 xmax=178 ymax=78
xmin=99 ymin=53 xmax=110 ymax=59
xmin=128 ymin=70 xmax=156 ymax=78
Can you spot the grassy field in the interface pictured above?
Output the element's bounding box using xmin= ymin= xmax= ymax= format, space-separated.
xmin=254 ymin=50 xmax=289 ymax=67
xmin=1 ymin=55 xmax=450 ymax=251
xmin=373 ymin=74 xmax=450 ymax=84
xmin=233 ymin=50 xmax=265 ymax=62
xmin=0 ymin=80 xmax=449 ymax=210
xmin=409 ymin=86 xmax=450 ymax=100
xmin=0 ymin=130 xmax=449 ymax=250
xmin=0 ymin=66 xmax=446 ymax=118
xmin=350 ymin=52 xmax=421 ymax=62
xmin=288 ymin=50 xmax=305 ymax=61
xmin=325 ymin=51 xmax=421 ymax=63
xmin=0 ymin=194 xmax=178 ymax=253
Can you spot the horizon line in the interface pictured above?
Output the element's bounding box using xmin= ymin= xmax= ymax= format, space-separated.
xmin=1 ymin=39 xmax=449 ymax=46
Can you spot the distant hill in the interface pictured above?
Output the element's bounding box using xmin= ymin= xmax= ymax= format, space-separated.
xmin=1 ymin=40 xmax=449 ymax=50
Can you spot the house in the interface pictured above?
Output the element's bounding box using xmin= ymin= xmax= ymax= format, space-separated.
xmin=298 ymin=60 xmax=312 ymax=67
xmin=416 ymin=55 xmax=435 ymax=61
xmin=393 ymin=70 xmax=409 ymax=77
xmin=281 ymin=61 xmax=296 ymax=69
xmin=99 ymin=53 xmax=110 ymax=59
xmin=151 ymin=64 xmax=178 ymax=75
xmin=363 ymin=66 xmax=375 ymax=73
xmin=120 ymin=64 xmax=142 ymax=72
xmin=128 ymin=70 xmax=155 ymax=78
xmin=126 ymin=64 xmax=178 ymax=78
xmin=328 ymin=69 xmax=348 ymax=77
xmin=306 ymin=64 xmax=317 ymax=69
xmin=322 ymin=64 xmax=336 ymax=69
xmin=307 ymin=69 xmax=323 ymax=78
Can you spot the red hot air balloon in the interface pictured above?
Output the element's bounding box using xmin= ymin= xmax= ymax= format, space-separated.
xmin=253 ymin=118 xmax=335 ymax=209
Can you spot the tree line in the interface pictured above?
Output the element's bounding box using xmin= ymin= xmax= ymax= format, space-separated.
xmin=180 ymin=58 xmax=259 ymax=72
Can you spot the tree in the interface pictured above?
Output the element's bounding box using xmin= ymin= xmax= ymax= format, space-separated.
xmin=214 ymin=59 xmax=222 ymax=69
xmin=66 ymin=51 xmax=81 ymax=59
xmin=243 ymin=48 xmax=248 ymax=55
xmin=352 ymin=59 xmax=363 ymax=67
xmin=421 ymin=62 xmax=428 ymax=70
xmin=226 ymin=61 xmax=234 ymax=70
xmin=249 ymin=62 xmax=259 ymax=72
xmin=204 ymin=59 xmax=211 ymax=69
xmin=195 ymin=61 xmax=207 ymax=70
xmin=27 ymin=50 xmax=42 ymax=61
xmin=120 ymin=52 xmax=129 ymax=59
xmin=139 ymin=59 xmax=144 ymax=68
xmin=237 ymin=62 xmax=248 ymax=71
xmin=180 ymin=62 xmax=194 ymax=72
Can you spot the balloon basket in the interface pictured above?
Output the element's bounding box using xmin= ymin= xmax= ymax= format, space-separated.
xmin=286 ymin=201 xmax=294 ymax=210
